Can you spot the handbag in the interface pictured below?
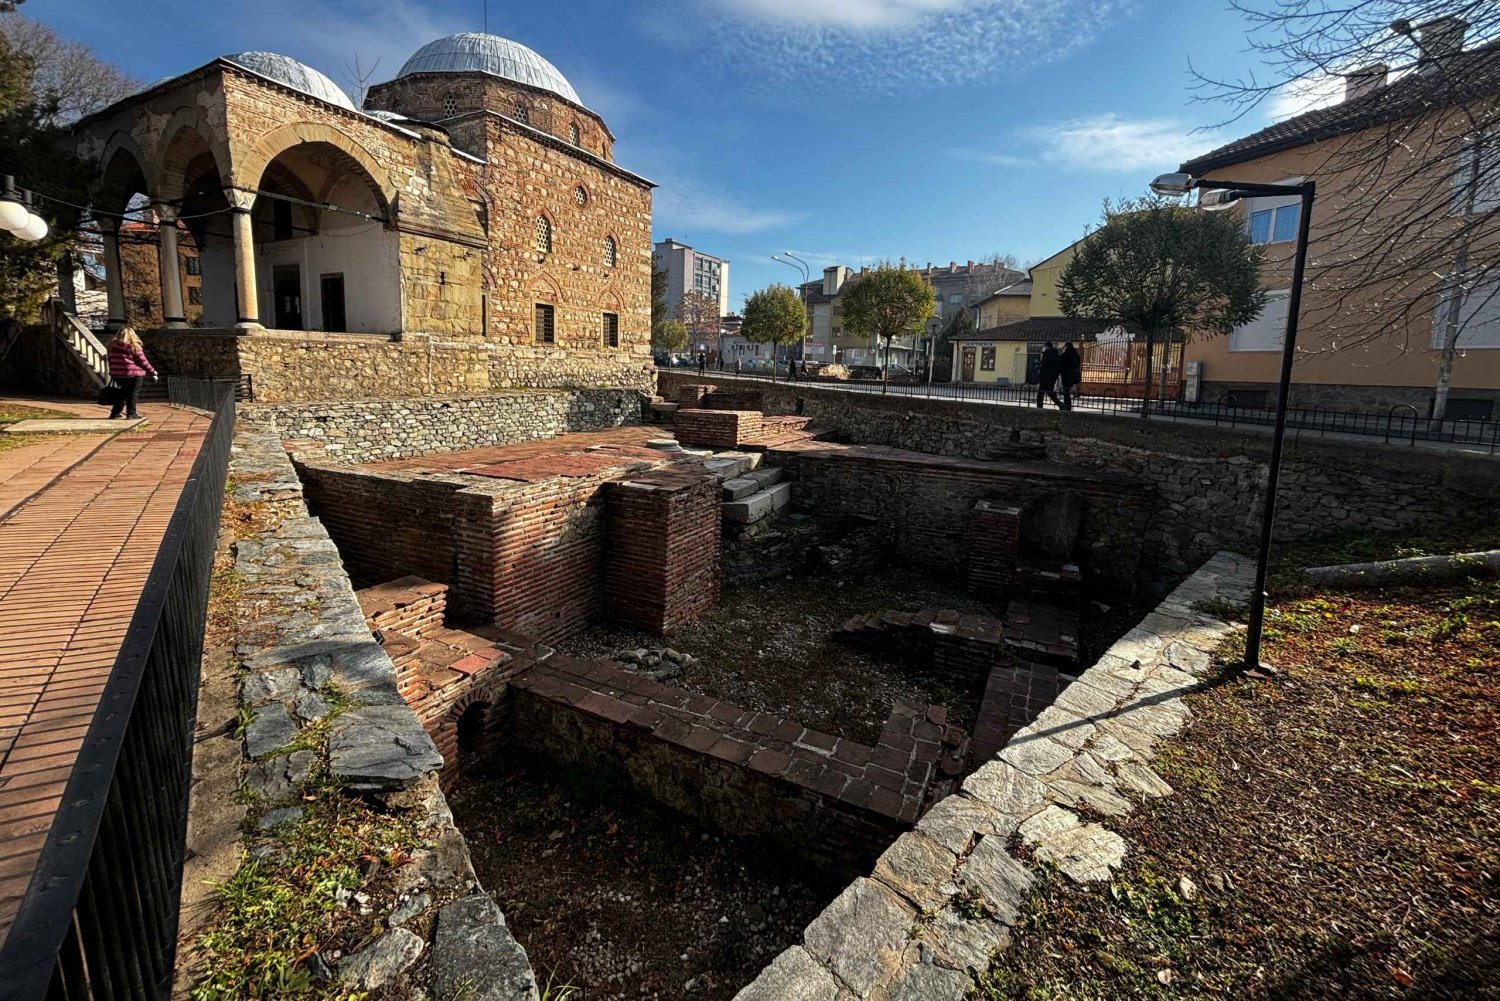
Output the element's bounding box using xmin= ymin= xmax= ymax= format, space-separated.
xmin=97 ymin=379 xmax=120 ymax=406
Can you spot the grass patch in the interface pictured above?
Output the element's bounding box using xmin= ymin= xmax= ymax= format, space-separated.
xmin=189 ymin=796 xmax=422 ymax=1001
xmin=0 ymin=402 xmax=72 ymax=424
xmin=975 ymin=566 xmax=1500 ymax=1000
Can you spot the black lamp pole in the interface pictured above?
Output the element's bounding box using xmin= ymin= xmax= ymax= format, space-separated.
xmin=1151 ymin=172 xmax=1317 ymax=673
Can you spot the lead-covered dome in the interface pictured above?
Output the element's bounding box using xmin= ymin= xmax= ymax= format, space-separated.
xmin=397 ymin=32 xmax=582 ymax=105
xmin=224 ymin=51 xmax=354 ymax=110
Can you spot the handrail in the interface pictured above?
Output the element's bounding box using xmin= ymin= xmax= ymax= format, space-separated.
xmin=0 ymin=391 xmax=236 ymax=1001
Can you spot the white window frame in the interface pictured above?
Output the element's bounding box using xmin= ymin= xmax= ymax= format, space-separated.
xmin=1432 ymin=271 xmax=1500 ymax=349
xmin=1452 ymin=133 xmax=1500 ymax=216
xmin=1229 ymin=289 xmax=1291 ymax=352
xmin=1243 ymin=177 xmax=1304 ymax=246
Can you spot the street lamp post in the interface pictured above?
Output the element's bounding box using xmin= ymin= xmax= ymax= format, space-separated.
xmin=1150 ymin=171 xmax=1316 ymax=676
xmin=773 ymin=253 xmax=811 ymax=380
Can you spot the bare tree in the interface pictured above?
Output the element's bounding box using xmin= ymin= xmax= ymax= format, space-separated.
xmin=343 ymin=53 xmax=381 ymax=110
xmin=1194 ymin=3 xmax=1500 ymax=420
xmin=675 ymin=290 xmax=722 ymax=360
xmin=0 ymin=12 xmax=139 ymax=123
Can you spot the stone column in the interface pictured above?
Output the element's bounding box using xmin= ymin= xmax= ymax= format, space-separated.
xmin=153 ymin=202 xmax=188 ymax=327
xmin=227 ymin=189 xmax=261 ymax=329
xmin=100 ymin=219 xmax=126 ymax=329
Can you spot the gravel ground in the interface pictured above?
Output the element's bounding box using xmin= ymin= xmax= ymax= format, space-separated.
xmin=559 ymin=567 xmax=1002 ymax=744
xmin=448 ymin=755 xmax=845 ymax=1000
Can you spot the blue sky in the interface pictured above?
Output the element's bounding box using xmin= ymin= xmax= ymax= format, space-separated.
xmin=28 ymin=0 xmax=1331 ymax=309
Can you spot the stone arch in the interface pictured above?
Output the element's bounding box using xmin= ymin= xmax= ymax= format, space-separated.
xmin=527 ymin=269 xmax=562 ymax=303
xmin=597 ymin=285 xmax=623 ymax=312
xmin=94 ymin=140 xmax=150 ymax=217
xmin=235 ymin=121 xmax=393 ymax=217
xmin=153 ymin=110 xmax=231 ymax=202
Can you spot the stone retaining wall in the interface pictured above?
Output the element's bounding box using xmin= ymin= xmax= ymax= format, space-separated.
xmin=731 ymin=550 xmax=1255 ymax=999
xmin=139 ymin=328 xmax=657 ymax=404
xmin=660 ymin=374 xmax=1500 ymax=586
xmin=242 ymin=388 xmax=646 ymax=463
xmin=226 ymin=427 xmax=539 ymax=999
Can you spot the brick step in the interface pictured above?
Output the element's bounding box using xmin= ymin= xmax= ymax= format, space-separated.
xmin=722 ymin=480 xmax=791 ymax=525
xmin=721 ymin=465 xmax=784 ymax=500
xmin=1002 ymin=599 xmax=1080 ymax=668
xmin=1016 ymin=561 xmax=1084 ymax=607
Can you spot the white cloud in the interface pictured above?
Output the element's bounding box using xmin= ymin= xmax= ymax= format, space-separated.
xmin=1024 ymin=115 xmax=1217 ymax=172
xmin=1266 ymin=73 xmax=1346 ymax=121
xmin=649 ymin=0 xmax=1136 ymax=92
xmin=654 ymin=177 xmax=802 ymax=235
xmin=947 ymin=148 xmax=1035 ymax=168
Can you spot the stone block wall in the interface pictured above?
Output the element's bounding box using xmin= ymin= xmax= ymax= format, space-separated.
xmin=604 ymin=469 xmax=722 ymax=634
xmin=662 ymin=373 xmax=1500 ymax=588
xmin=247 ymin=388 xmax=645 ymax=463
xmin=0 ymin=326 xmax=105 ymax=398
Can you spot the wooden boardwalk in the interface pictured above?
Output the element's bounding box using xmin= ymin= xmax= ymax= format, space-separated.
xmin=0 ymin=399 xmax=210 ymax=944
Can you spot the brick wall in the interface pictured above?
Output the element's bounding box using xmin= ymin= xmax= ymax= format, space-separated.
xmin=508 ymin=655 xmax=960 ymax=869
xmin=673 ymin=408 xmax=763 ymax=448
xmin=966 ymin=500 xmax=1021 ymax=600
xmin=604 ymin=468 xmax=722 ymax=633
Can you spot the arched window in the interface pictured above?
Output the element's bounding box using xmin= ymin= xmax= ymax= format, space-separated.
xmin=602 ymin=235 xmax=617 ymax=268
xmin=514 ymin=102 xmax=529 ymax=125
xmin=573 ymin=185 xmax=588 ymax=207
xmin=534 ymin=215 xmax=552 ymax=253
xmin=443 ymin=93 xmax=458 ymax=117
xmin=568 ymin=121 xmax=581 ymax=145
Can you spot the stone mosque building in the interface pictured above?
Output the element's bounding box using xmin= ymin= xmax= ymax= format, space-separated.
xmin=67 ymin=33 xmax=655 ymax=401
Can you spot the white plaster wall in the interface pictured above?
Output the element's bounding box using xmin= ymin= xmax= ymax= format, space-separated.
xmin=201 ymin=242 xmax=238 ymax=327
xmin=254 ymin=220 xmax=400 ymax=333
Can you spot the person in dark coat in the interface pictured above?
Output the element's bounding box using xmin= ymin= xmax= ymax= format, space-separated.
xmin=1036 ymin=341 xmax=1063 ymax=408
xmin=1059 ymin=340 xmax=1082 ymax=411
xmin=697 ymin=351 xmax=707 ymax=375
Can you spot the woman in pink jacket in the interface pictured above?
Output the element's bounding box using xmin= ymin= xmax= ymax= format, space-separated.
xmin=106 ymin=327 xmax=157 ymax=419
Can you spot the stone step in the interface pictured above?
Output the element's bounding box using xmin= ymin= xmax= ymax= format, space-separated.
xmin=722 ymin=480 xmax=791 ymax=525
xmin=703 ymin=451 xmax=760 ymax=480
xmin=720 ymin=465 xmax=785 ymax=501
xmin=744 ymin=465 xmax=784 ymax=489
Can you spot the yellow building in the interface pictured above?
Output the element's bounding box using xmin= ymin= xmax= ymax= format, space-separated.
xmin=950 ymin=328 xmax=1028 ymax=384
xmin=1177 ymin=17 xmax=1500 ymax=417
xmin=973 ymin=279 xmax=1033 ymax=327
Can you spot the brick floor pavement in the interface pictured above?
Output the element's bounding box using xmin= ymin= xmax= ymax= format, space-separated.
xmin=0 ymin=435 xmax=110 ymax=518
xmin=0 ymin=401 xmax=209 ymax=943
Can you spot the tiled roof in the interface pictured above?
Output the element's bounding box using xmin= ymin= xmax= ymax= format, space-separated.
xmin=977 ymin=280 xmax=1032 ymax=302
xmin=1182 ymin=40 xmax=1500 ymax=174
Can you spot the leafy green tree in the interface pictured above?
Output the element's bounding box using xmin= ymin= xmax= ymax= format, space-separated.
xmin=0 ymin=1 xmax=91 ymax=326
xmin=1058 ymin=196 xmax=1266 ymax=417
xmin=740 ymin=284 xmax=805 ymax=373
xmin=839 ymin=260 xmax=934 ymax=390
xmin=652 ymin=318 xmax=687 ymax=353
xmin=674 ymin=290 xmax=720 ymax=358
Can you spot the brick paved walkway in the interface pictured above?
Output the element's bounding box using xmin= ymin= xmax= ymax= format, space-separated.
xmin=0 ymin=435 xmax=110 ymax=518
xmin=0 ymin=400 xmax=210 ymax=943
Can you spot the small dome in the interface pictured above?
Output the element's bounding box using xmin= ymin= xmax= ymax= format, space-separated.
xmin=223 ymin=51 xmax=354 ymax=110
xmin=397 ymin=32 xmax=581 ymax=106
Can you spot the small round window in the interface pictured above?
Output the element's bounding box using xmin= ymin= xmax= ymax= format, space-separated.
xmin=514 ymin=102 xmax=529 ymax=125
xmin=568 ymin=121 xmax=581 ymax=145
xmin=443 ymin=93 xmax=458 ymax=116
xmin=573 ymin=185 xmax=588 ymax=207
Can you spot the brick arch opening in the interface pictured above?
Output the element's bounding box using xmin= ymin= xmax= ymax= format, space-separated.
xmin=456 ymin=700 xmax=490 ymax=754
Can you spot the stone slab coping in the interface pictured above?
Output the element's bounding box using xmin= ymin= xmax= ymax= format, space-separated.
xmin=732 ymin=550 xmax=1256 ymax=1001
xmin=1303 ymin=549 xmax=1500 ymax=589
xmin=3 ymin=417 xmax=143 ymax=434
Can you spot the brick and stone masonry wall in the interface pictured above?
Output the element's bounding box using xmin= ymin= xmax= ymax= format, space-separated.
xmin=604 ymin=468 xmax=722 ymax=633
xmin=672 ymin=408 xmax=763 ymax=449
xmin=730 ymin=552 xmax=1256 ymax=1000
xmin=769 ymin=440 xmax=1152 ymax=596
xmin=225 ymin=427 xmax=539 ymax=998
xmin=242 ymin=388 xmax=646 ymax=463
xmin=508 ymin=654 xmax=960 ymax=869
xmin=967 ymin=500 xmax=1021 ymax=600
xmin=662 ymin=372 xmax=1500 ymax=588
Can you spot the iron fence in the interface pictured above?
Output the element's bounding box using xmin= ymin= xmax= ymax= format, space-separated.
xmin=164 ymin=374 xmax=254 ymax=410
xmin=681 ymin=371 xmax=1500 ymax=450
xmin=0 ymin=394 xmax=236 ymax=1001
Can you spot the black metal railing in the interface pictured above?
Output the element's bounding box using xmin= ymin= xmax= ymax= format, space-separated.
xmin=0 ymin=393 xmax=237 ymax=1001
xmin=672 ymin=370 xmax=1500 ymax=450
xmin=165 ymin=374 xmax=254 ymax=410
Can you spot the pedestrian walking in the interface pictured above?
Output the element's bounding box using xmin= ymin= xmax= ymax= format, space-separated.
xmin=1036 ymin=341 xmax=1063 ymax=409
xmin=697 ymin=351 xmax=707 ymax=375
xmin=106 ymin=326 xmax=157 ymax=420
xmin=1059 ymin=340 xmax=1082 ymax=411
